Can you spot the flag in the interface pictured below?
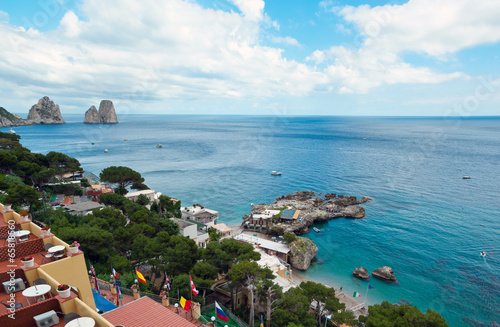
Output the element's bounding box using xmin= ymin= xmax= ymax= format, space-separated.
xmin=353 ymin=291 xmax=362 ymax=298
xmin=215 ymin=301 xmax=229 ymax=322
xmin=190 ymin=275 xmax=199 ymax=296
xmin=89 ymin=260 xmax=99 ymax=292
xmin=165 ymin=274 xmax=170 ymax=290
xmin=118 ymin=287 xmax=123 ymax=300
xmin=136 ymin=268 xmax=147 ymax=284
xmin=260 ymin=315 xmax=264 ymax=327
xmin=111 ymin=265 xmax=118 ymax=280
xmin=180 ymin=296 xmax=192 ymax=310
xmin=368 ymin=284 xmax=375 ymax=289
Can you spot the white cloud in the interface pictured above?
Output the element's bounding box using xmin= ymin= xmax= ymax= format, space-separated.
xmin=311 ymin=0 xmax=500 ymax=93
xmin=271 ymin=36 xmax=301 ymax=47
xmin=231 ymin=0 xmax=265 ymax=22
xmin=0 ymin=0 xmax=498 ymax=113
xmin=0 ymin=10 xmax=8 ymax=22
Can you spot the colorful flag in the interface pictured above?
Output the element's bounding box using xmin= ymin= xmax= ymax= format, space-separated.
xmin=89 ymin=260 xmax=99 ymax=292
xmin=118 ymin=286 xmax=123 ymax=300
xmin=215 ymin=301 xmax=229 ymax=322
xmin=111 ymin=265 xmax=118 ymax=280
xmin=180 ymin=296 xmax=192 ymax=310
xmin=135 ymin=268 xmax=147 ymax=284
xmin=368 ymin=284 xmax=375 ymax=289
xmin=353 ymin=291 xmax=362 ymax=298
xmin=260 ymin=315 xmax=264 ymax=327
xmin=165 ymin=274 xmax=170 ymax=290
xmin=190 ymin=275 xmax=199 ymax=296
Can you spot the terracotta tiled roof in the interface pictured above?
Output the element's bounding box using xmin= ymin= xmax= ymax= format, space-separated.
xmin=102 ymin=296 xmax=198 ymax=327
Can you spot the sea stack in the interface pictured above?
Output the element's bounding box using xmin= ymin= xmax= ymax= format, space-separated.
xmin=83 ymin=105 xmax=99 ymax=124
xmin=83 ymin=100 xmax=118 ymax=124
xmin=26 ymin=96 xmax=66 ymax=125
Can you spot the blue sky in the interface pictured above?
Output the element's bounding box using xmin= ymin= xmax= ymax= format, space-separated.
xmin=0 ymin=0 xmax=499 ymax=116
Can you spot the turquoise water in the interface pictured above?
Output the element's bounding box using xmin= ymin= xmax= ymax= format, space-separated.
xmin=4 ymin=115 xmax=499 ymax=326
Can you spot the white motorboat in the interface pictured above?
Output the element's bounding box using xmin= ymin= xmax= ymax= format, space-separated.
xmin=104 ymin=149 xmax=109 ymax=153
xmin=463 ymin=176 xmax=471 ymax=179
xmin=9 ymin=128 xmax=15 ymax=134
xmin=313 ymin=227 xmax=320 ymax=233
xmin=480 ymin=251 xmax=486 ymax=257
xmin=156 ymin=144 xmax=163 ymax=148
xmin=271 ymin=171 xmax=282 ymax=176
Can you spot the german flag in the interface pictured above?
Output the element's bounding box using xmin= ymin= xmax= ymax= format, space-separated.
xmin=135 ymin=268 xmax=147 ymax=284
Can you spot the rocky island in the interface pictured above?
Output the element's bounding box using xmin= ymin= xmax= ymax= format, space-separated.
xmin=0 ymin=96 xmax=65 ymax=127
xmin=246 ymin=191 xmax=371 ymax=236
xmin=84 ymin=100 xmax=118 ymax=124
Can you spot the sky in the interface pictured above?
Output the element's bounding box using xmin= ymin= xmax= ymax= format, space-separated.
xmin=0 ymin=0 xmax=499 ymax=116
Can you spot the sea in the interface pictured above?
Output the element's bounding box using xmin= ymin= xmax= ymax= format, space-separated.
xmin=3 ymin=115 xmax=499 ymax=326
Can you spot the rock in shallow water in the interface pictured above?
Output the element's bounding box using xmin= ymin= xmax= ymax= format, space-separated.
xmin=353 ymin=267 xmax=370 ymax=279
xmin=372 ymin=266 xmax=397 ymax=281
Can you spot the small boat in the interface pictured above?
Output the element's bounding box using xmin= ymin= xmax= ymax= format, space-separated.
xmin=9 ymin=128 xmax=15 ymax=134
xmin=271 ymin=171 xmax=281 ymax=176
xmin=463 ymin=176 xmax=471 ymax=179
xmin=124 ymin=139 xmax=128 ymax=141
xmin=480 ymin=251 xmax=486 ymax=257
xmin=104 ymin=149 xmax=109 ymax=153
xmin=313 ymin=227 xmax=320 ymax=233
xmin=156 ymin=144 xmax=162 ymax=148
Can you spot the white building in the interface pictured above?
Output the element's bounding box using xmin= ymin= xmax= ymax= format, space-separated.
xmin=124 ymin=189 xmax=162 ymax=204
xmin=181 ymin=205 xmax=219 ymax=227
xmin=171 ymin=218 xmax=209 ymax=248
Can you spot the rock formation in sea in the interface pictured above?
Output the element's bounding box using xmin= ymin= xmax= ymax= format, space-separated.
xmin=84 ymin=100 xmax=118 ymax=124
xmin=26 ymin=96 xmax=66 ymax=125
xmin=372 ymin=266 xmax=397 ymax=281
xmin=248 ymin=191 xmax=371 ymax=236
xmin=353 ymin=267 xmax=370 ymax=279
xmin=289 ymin=236 xmax=318 ymax=270
xmin=83 ymin=105 xmax=99 ymax=124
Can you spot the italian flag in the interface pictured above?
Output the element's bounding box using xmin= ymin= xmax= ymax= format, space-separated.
xmin=353 ymin=292 xmax=362 ymax=298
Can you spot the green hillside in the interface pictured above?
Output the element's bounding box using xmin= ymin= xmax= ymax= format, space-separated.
xmin=0 ymin=107 xmax=23 ymax=122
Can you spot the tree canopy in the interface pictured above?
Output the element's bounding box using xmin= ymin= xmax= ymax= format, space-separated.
xmin=363 ymin=301 xmax=448 ymax=327
xmin=99 ymin=166 xmax=147 ymax=191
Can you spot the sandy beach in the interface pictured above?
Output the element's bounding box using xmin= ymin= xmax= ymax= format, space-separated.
xmin=229 ymin=225 xmax=367 ymax=317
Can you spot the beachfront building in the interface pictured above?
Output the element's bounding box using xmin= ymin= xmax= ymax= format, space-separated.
xmin=124 ymin=189 xmax=162 ymax=205
xmin=255 ymin=249 xmax=295 ymax=291
xmin=244 ymin=209 xmax=280 ymax=231
xmin=211 ymin=223 xmax=233 ymax=239
xmin=181 ymin=205 xmax=219 ymax=227
xmin=234 ymin=233 xmax=290 ymax=262
xmin=171 ymin=218 xmax=209 ymax=248
xmin=280 ymin=209 xmax=301 ymax=222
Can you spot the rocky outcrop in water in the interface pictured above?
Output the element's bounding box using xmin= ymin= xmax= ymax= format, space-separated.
xmin=249 ymin=191 xmax=371 ymax=236
xmin=83 ymin=105 xmax=99 ymax=124
xmin=289 ymin=236 xmax=318 ymax=270
xmin=84 ymin=100 xmax=118 ymax=124
xmin=372 ymin=266 xmax=397 ymax=281
xmin=353 ymin=267 xmax=370 ymax=279
xmin=26 ymin=96 xmax=65 ymax=125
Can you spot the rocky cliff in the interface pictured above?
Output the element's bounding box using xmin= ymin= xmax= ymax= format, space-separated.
xmin=83 ymin=100 xmax=118 ymax=124
xmin=83 ymin=105 xmax=99 ymax=124
xmin=26 ymin=96 xmax=65 ymax=125
xmin=289 ymin=236 xmax=318 ymax=270
xmin=0 ymin=107 xmax=24 ymax=127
